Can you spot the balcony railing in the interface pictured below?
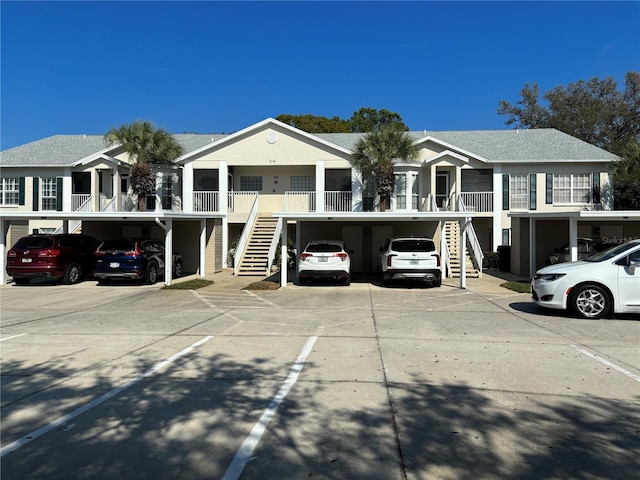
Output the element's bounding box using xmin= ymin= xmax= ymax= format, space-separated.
xmin=325 ymin=191 xmax=352 ymax=211
xmin=71 ymin=194 xmax=92 ymax=212
xmin=459 ymin=192 xmax=493 ymax=212
xmin=194 ymin=191 xmax=219 ymax=212
xmin=283 ymin=192 xmax=316 ymax=212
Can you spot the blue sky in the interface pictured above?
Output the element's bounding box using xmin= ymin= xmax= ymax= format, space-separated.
xmin=1 ymin=1 xmax=639 ymax=150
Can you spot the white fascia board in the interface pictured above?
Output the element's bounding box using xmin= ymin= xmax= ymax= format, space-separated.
xmin=415 ymin=136 xmax=489 ymax=163
xmin=72 ymin=153 xmax=127 ymax=168
xmin=509 ymin=211 xmax=640 ymax=221
xmin=498 ymin=158 xmax=615 ymax=164
xmin=0 ymin=211 xmax=221 ymax=221
xmin=421 ymin=150 xmax=469 ymax=166
xmin=273 ymin=211 xmax=475 ymax=221
xmin=175 ymin=117 xmax=352 ymax=164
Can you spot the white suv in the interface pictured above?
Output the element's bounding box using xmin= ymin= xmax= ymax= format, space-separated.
xmin=378 ymin=237 xmax=441 ymax=286
xmin=297 ymin=240 xmax=351 ymax=286
xmin=532 ymin=240 xmax=640 ymax=319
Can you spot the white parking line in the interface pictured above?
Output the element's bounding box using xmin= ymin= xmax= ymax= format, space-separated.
xmin=0 ymin=334 xmax=26 ymax=342
xmin=0 ymin=335 xmax=214 ymax=457
xmin=221 ymin=335 xmax=318 ymax=480
xmin=572 ymin=345 xmax=640 ymax=383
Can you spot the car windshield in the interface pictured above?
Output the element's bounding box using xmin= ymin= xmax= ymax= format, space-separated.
xmin=13 ymin=237 xmax=53 ymax=249
xmin=306 ymin=243 xmax=343 ymax=253
xmin=586 ymin=242 xmax=639 ymax=262
xmin=391 ymin=239 xmax=435 ymax=252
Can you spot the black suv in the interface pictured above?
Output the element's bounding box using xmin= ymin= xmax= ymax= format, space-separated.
xmin=6 ymin=234 xmax=101 ymax=285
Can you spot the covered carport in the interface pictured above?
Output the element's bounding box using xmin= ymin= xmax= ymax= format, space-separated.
xmin=509 ymin=211 xmax=640 ymax=277
xmin=274 ymin=211 xmax=477 ymax=288
xmin=0 ymin=211 xmax=222 ymax=286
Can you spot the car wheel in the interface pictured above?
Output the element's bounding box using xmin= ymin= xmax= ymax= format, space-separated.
xmin=569 ymin=284 xmax=611 ymax=319
xmin=13 ymin=277 xmax=30 ymax=285
xmin=63 ymin=263 xmax=81 ymax=285
xmin=97 ymin=278 xmax=111 ymax=285
xmin=433 ymin=278 xmax=442 ymax=287
xmin=146 ymin=263 xmax=158 ymax=285
xmin=343 ymin=275 xmax=351 ymax=286
xmin=174 ymin=261 xmax=183 ymax=278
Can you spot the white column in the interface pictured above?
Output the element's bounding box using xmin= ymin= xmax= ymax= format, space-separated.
xmin=281 ymin=218 xmax=288 ymax=287
xmin=91 ymin=170 xmax=100 ymax=211
xmin=529 ymin=217 xmax=536 ymax=278
xmin=200 ymin=218 xmax=206 ymax=277
xmin=0 ymin=217 xmax=7 ymax=284
xmin=63 ymin=168 xmax=72 ymax=211
xmin=492 ymin=166 xmax=503 ymax=251
xmin=183 ymin=163 xmax=194 ymax=213
xmin=460 ymin=218 xmax=467 ymax=289
xmin=455 ymin=165 xmax=461 ymax=209
xmin=315 ymin=161 xmax=325 ymax=212
xmin=352 ymin=169 xmax=362 ymax=212
xmin=430 ymin=165 xmax=437 ymax=211
xmin=164 ymin=219 xmax=173 ymax=286
xmin=569 ymin=216 xmax=578 ymax=262
xmin=440 ymin=221 xmax=447 ymax=279
xmin=219 ymin=161 xmax=228 ymax=266
xmin=113 ymin=168 xmax=122 ymax=212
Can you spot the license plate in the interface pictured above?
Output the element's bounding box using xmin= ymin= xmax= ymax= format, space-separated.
xmin=409 ymin=259 xmax=419 ymax=265
xmin=21 ymin=258 xmax=32 ymax=263
xmin=109 ymin=262 xmax=120 ymax=268
xmin=318 ymin=257 xmax=328 ymax=262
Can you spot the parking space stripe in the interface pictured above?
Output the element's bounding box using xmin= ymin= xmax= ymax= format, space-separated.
xmin=0 ymin=335 xmax=214 ymax=457
xmin=221 ymin=335 xmax=318 ymax=480
xmin=572 ymin=345 xmax=640 ymax=383
xmin=0 ymin=334 xmax=26 ymax=342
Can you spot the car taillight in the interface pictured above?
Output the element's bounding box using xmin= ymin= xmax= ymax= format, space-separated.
xmin=7 ymin=250 xmax=17 ymax=257
xmin=95 ymin=250 xmax=105 ymax=256
xmin=300 ymin=252 xmax=313 ymax=261
xmin=38 ymin=249 xmax=60 ymax=257
xmin=336 ymin=253 xmax=348 ymax=261
xmin=124 ymin=249 xmax=143 ymax=257
xmin=435 ymin=253 xmax=441 ymax=267
xmin=387 ymin=254 xmax=396 ymax=267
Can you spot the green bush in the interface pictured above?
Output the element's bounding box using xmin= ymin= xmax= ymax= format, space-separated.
xmin=483 ymin=251 xmax=499 ymax=269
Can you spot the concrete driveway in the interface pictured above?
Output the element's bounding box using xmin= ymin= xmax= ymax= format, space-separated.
xmin=1 ymin=272 xmax=638 ymax=479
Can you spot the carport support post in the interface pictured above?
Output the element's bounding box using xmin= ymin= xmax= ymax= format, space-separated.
xmin=165 ymin=219 xmax=173 ymax=286
xmin=0 ymin=217 xmax=6 ymax=285
xmin=281 ymin=218 xmax=288 ymax=287
xmin=569 ymin=216 xmax=578 ymax=262
xmin=529 ymin=218 xmax=536 ymax=278
xmin=459 ymin=218 xmax=467 ymax=289
xmin=200 ymin=218 xmax=206 ymax=277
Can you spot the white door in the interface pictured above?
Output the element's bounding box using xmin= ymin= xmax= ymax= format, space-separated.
xmin=436 ymin=172 xmax=449 ymax=208
xmin=618 ymin=249 xmax=640 ymax=312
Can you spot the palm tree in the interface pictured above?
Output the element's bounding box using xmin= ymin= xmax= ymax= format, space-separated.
xmin=104 ymin=121 xmax=183 ymax=210
xmin=610 ymin=140 xmax=640 ymax=209
xmin=350 ymin=127 xmax=419 ymax=211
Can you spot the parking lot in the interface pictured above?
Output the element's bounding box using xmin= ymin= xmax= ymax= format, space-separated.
xmin=1 ymin=273 xmax=639 ymax=479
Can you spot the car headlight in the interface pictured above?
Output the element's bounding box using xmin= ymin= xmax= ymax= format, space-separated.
xmin=534 ymin=273 xmax=566 ymax=282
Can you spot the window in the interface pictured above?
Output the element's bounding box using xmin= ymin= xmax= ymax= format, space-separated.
xmin=160 ymin=176 xmax=173 ymax=210
xmin=394 ymin=174 xmax=406 ymax=209
xmin=509 ymin=174 xmax=528 ymax=210
xmin=240 ymin=176 xmax=262 ymax=191
xmin=0 ymin=177 xmax=20 ymax=205
xmin=291 ymin=175 xmax=314 ymax=191
xmin=41 ymin=177 xmax=57 ymax=210
xmin=553 ymin=174 xmax=591 ymax=204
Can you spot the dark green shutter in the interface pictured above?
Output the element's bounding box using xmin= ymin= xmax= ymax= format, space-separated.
xmin=56 ymin=178 xmax=63 ymax=211
xmin=545 ymin=173 xmax=553 ymax=204
xmin=33 ymin=177 xmax=39 ymax=211
xmin=18 ymin=177 xmax=25 ymax=205
xmin=592 ymin=172 xmax=601 ymax=204
xmin=502 ymin=174 xmax=509 ymax=210
xmin=529 ymin=173 xmax=537 ymax=210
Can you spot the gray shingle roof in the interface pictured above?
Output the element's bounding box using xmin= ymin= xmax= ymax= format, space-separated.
xmin=0 ymin=128 xmax=618 ymax=168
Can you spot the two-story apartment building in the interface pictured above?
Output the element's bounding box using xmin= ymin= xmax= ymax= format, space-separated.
xmin=2 ymin=118 xmax=638 ymax=286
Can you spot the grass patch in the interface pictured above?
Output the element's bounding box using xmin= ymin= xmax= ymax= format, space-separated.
xmin=500 ymin=281 xmax=531 ymax=293
xmin=244 ymin=280 xmax=280 ymax=291
xmin=163 ymin=279 xmax=214 ymax=290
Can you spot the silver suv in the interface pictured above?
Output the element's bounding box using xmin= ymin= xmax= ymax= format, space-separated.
xmin=378 ymin=237 xmax=441 ymax=286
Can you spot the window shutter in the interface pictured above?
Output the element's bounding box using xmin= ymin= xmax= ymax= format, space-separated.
xmin=529 ymin=173 xmax=537 ymax=210
xmin=33 ymin=177 xmax=39 ymax=211
xmin=545 ymin=173 xmax=553 ymax=204
xmin=592 ymin=172 xmax=601 ymax=204
xmin=56 ymin=178 xmax=63 ymax=211
xmin=19 ymin=177 xmax=26 ymax=205
xmin=502 ymin=174 xmax=509 ymax=210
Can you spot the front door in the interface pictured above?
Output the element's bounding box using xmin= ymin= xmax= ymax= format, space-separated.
xmin=436 ymin=172 xmax=449 ymax=208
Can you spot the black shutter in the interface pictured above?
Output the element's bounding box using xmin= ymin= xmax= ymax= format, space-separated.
xmin=18 ymin=177 xmax=25 ymax=205
xmin=592 ymin=172 xmax=601 ymax=204
xmin=502 ymin=174 xmax=509 ymax=210
xmin=33 ymin=177 xmax=39 ymax=211
xmin=545 ymin=173 xmax=553 ymax=204
xmin=56 ymin=178 xmax=63 ymax=211
xmin=529 ymin=173 xmax=537 ymax=210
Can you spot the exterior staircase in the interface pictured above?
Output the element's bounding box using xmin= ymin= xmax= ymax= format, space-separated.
xmin=444 ymin=221 xmax=481 ymax=278
xmin=236 ymin=214 xmax=279 ymax=276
